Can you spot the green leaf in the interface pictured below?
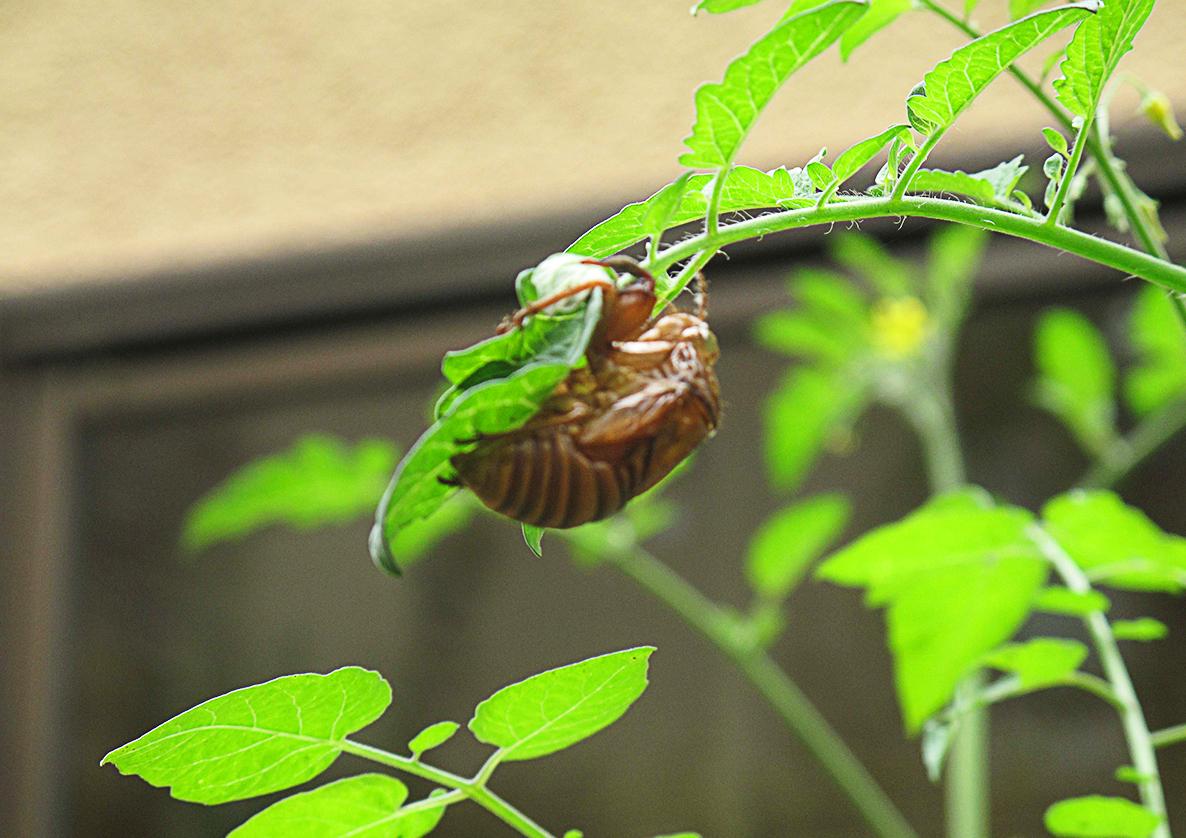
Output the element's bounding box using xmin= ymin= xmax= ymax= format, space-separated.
xmin=1116 ymin=766 xmax=1154 ymax=785
xmin=408 ymin=721 xmax=460 ymax=758
xmin=906 ymin=5 xmax=1093 ymax=136
xmin=753 ymin=310 xmax=859 ymax=363
xmin=1042 ymin=490 xmax=1186 ymax=593
xmin=926 ymin=224 xmax=988 ymax=325
xmin=1054 ymin=0 xmax=1154 ymax=120
xmin=1112 ymin=618 xmax=1168 ymax=642
xmin=569 ymin=166 xmax=815 ymax=259
xmin=1126 ymin=285 xmax=1186 ymax=416
xmin=563 ymin=831 xmax=584 ymax=838
xmin=818 ymin=495 xmax=1047 ymax=729
xmin=101 ymin=668 xmax=390 ymax=804
xmin=832 ymin=124 xmax=913 ymax=186
xmin=1034 ymin=586 xmax=1111 ymax=616
xmin=183 ymin=436 xmax=397 ymax=551
xmin=228 ymin=774 xmax=446 ymax=838
xmin=680 ymin=1 xmax=868 ymax=168
xmin=371 ymin=363 xmax=574 ymax=574
xmin=907 ymin=157 xmax=1030 ymax=208
xmin=807 ymin=159 xmax=834 ymax=191
xmin=469 ymin=647 xmax=654 ymax=761
xmin=1012 ymin=0 xmax=1052 ymax=18
xmin=652 ymin=833 xmax=703 ymax=838
xmin=523 ymin=524 xmax=545 ymax=557
xmin=830 ymin=232 xmax=914 ymax=297
xmin=1032 ymin=309 xmax=1117 ymax=454
xmin=839 ymin=0 xmax=911 ymax=60
xmin=746 ymin=494 xmax=851 ymax=599
xmin=1045 ymin=795 xmax=1162 ymax=838
xmin=791 ymin=268 xmax=870 ymax=329
xmin=984 ymin=637 xmax=1088 ymax=690
xmin=642 ymin=172 xmax=695 ymax=242
xmin=763 ymin=367 xmax=868 ymax=492
xmin=1044 ymin=126 xmax=1070 ymax=157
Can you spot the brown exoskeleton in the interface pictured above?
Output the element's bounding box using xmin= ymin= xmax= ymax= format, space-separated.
xmin=449 ymin=256 xmax=721 ymax=528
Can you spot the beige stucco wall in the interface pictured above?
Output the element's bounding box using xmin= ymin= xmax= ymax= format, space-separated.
xmin=2 ymin=1 xmax=1184 ymax=293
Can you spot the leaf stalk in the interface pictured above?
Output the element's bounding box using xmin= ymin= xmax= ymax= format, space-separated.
xmin=1030 ymin=528 xmax=1171 ymax=838
xmin=340 ymin=740 xmax=553 ymax=838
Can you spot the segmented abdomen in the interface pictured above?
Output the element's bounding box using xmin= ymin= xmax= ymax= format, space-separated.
xmin=451 ymin=430 xmax=654 ymax=529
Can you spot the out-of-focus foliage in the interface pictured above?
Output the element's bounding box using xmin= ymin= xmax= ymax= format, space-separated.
xmin=746 ymin=494 xmax=850 ymax=601
xmin=183 ymin=436 xmax=398 ymax=551
xmin=1126 ymin=286 xmax=1186 ymax=416
xmin=1031 ymin=309 xmax=1118 ymax=454
xmin=1045 ymin=795 xmax=1163 ymax=838
xmin=183 ymin=435 xmax=473 ymax=571
xmin=818 ymin=489 xmax=1047 ymax=730
xmin=756 ymin=225 xmax=986 ymax=492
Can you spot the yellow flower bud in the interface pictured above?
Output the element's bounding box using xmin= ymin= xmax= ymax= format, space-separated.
xmin=1140 ymin=90 xmax=1183 ymax=142
xmin=871 ymin=296 xmax=930 ymax=359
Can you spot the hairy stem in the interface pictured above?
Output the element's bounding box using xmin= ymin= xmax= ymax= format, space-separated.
xmin=1031 ymin=529 xmax=1171 ymax=838
xmin=609 ymin=545 xmax=919 ymax=838
xmin=891 ymin=131 xmax=945 ymax=202
xmin=918 ymin=0 xmax=1186 ymax=326
xmin=1081 ymin=399 xmax=1186 ymax=488
xmin=340 ymin=740 xmax=553 ymax=838
xmin=646 ymin=196 xmax=1186 ymax=299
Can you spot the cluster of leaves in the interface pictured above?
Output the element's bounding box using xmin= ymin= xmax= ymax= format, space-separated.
xmin=1032 ymin=285 xmax=1186 ymax=457
xmin=817 ymin=484 xmax=1182 ymax=836
xmin=756 ymin=225 xmax=985 ymax=491
xmin=102 ymin=648 xmax=696 ymax=838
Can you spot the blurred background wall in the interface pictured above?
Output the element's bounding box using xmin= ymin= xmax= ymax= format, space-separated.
xmin=2 ymin=2 xmax=1185 ymax=836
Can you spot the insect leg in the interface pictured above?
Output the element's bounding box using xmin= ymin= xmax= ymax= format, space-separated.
xmin=581 ymin=256 xmax=654 ymax=292
xmin=509 ymin=278 xmax=617 ymax=329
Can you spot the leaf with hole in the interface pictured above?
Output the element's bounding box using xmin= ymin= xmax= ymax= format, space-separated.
xmin=228 ymin=774 xmax=446 ymax=838
xmin=905 ymin=5 xmax=1093 ymax=136
xmin=469 ymin=648 xmax=654 ymax=761
xmin=101 ymin=668 xmax=391 ymax=804
xmin=680 ymin=0 xmax=868 ymax=168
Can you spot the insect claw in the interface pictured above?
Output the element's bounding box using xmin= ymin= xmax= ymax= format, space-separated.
xmin=437 ymin=474 xmax=463 ymax=487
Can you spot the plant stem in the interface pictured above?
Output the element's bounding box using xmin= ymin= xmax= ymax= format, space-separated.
xmin=897 ymin=361 xmax=992 ymax=838
xmin=1152 ymin=724 xmax=1186 ymax=750
xmin=1045 ymin=116 xmax=1093 ymax=224
xmin=340 ymin=740 xmax=553 ymax=838
xmin=706 ymin=167 xmax=728 ymax=237
xmin=918 ymin=0 xmax=1186 ymax=325
xmin=1080 ymin=399 xmax=1186 ymax=488
xmin=891 ymin=131 xmax=946 ymax=202
xmin=610 ymin=545 xmax=919 ymax=838
xmin=1031 ymin=528 xmax=1171 ymax=838
xmin=646 ymin=196 xmax=1186 ymax=295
